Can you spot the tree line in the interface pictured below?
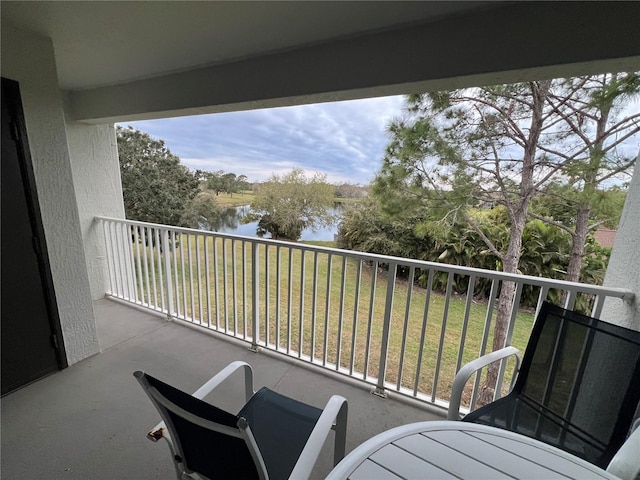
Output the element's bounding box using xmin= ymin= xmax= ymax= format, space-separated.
xmin=116 ymin=126 xmax=358 ymax=239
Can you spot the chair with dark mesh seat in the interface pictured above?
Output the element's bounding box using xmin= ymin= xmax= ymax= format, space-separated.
xmin=134 ymin=361 xmax=348 ymax=480
xmin=448 ymin=301 xmax=640 ymax=469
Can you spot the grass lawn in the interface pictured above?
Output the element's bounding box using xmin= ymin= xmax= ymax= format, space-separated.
xmin=134 ymin=233 xmax=532 ymax=406
xmin=213 ymin=191 xmax=254 ymax=207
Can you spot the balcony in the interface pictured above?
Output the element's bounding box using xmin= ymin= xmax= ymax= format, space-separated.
xmin=3 ymin=216 xmax=633 ymax=479
xmin=2 ymin=5 xmax=639 ymax=478
xmin=1 ymin=298 xmax=442 ymax=479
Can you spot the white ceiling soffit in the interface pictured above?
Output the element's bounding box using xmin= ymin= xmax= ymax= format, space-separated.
xmin=1 ymin=1 xmax=492 ymax=91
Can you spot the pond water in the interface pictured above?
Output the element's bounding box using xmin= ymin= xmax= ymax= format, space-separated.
xmin=204 ymin=205 xmax=341 ymax=242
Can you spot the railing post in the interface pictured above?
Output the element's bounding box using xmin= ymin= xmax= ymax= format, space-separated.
xmin=100 ymin=219 xmax=115 ymax=297
xmin=374 ymin=262 xmax=397 ymax=398
xmin=162 ymin=229 xmax=175 ymax=318
xmin=250 ymin=241 xmax=260 ymax=352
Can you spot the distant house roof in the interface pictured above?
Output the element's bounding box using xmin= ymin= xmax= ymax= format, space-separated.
xmin=593 ymin=229 xmax=617 ymax=248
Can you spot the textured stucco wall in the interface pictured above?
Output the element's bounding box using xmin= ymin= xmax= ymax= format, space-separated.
xmin=1 ymin=24 xmax=100 ymax=364
xmin=602 ymin=152 xmax=640 ymax=330
xmin=65 ymin=121 xmax=125 ymax=300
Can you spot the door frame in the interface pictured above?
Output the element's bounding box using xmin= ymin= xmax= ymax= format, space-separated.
xmin=2 ymin=77 xmax=68 ymax=375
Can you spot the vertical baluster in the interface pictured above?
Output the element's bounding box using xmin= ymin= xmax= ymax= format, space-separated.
xmin=311 ymin=251 xmax=319 ymax=363
xmin=180 ymin=232 xmax=188 ymax=319
xmin=242 ymin=241 xmax=247 ymax=338
xmin=287 ymin=248 xmax=294 ymax=354
xmin=196 ymin=235 xmax=203 ymax=324
xmin=121 ymin=223 xmax=133 ymax=299
xmin=232 ymin=239 xmax=238 ymax=334
xmin=335 ymin=256 xmax=347 ymax=370
xmin=128 ymin=225 xmax=139 ymax=304
xmin=186 ymin=234 xmax=195 ymax=321
xmin=455 ymin=274 xmax=476 ymax=375
xmin=564 ymin=288 xmax=577 ymax=311
xmin=397 ymin=266 xmax=415 ymax=391
xmin=162 ymin=229 xmax=175 ymax=317
xmin=495 ymin=281 xmax=524 ymax=400
xmin=122 ymin=223 xmax=135 ymax=301
xmin=414 ymin=268 xmax=435 ymax=397
xmin=470 ymin=278 xmax=499 ymax=411
xmin=133 ymin=226 xmax=144 ymax=304
xmin=364 ymin=261 xmax=378 ymax=380
xmin=373 ymin=262 xmax=398 ymax=397
xmin=264 ymin=244 xmax=270 ymax=346
xmin=592 ymin=294 xmax=605 ymax=318
xmin=322 ymin=254 xmax=333 ymax=366
xmin=432 ymin=272 xmax=454 ymax=403
xmin=349 ymin=259 xmax=363 ymax=376
xmin=535 ymin=285 xmax=550 ymax=318
xmin=172 ymin=232 xmax=181 ymax=318
xmin=155 ymin=228 xmax=165 ymax=312
xmin=213 ymin=236 xmax=220 ymax=328
xmin=374 ymin=262 xmax=397 ymax=397
xmin=223 ymin=238 xmax=229 ymax=331
xmin=148 ymin=227 xmax=158 ymax=309
xmin=251 ymin=241 xmax=260 ymax=350
xmin=298 ymin=250 xmax=306 ymax=358
xmin=276 ymin=245 xmax=282 ymax=349
xmin=204 ymin=236 xmax=211 ymax=328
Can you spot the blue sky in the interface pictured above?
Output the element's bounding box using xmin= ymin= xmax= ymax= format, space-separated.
xmin=122 ymin=94 xmax=640 ymax=186
xmin=123 ymin=95 xmax=406 ymax=185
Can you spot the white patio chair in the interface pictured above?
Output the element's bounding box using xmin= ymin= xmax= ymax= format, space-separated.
xmin=134 ymin=361 xmax=348 ymax=480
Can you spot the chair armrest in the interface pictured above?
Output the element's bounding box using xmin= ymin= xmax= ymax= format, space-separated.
xmin=288 ymin=395 xmax=348 ymax=480
xmin=148 ymin=361 xmax=255 ymax=440
xmin=192 ymin=360 xmax=254 ymax=402
xmin=447 ymin=346 xmax=521 ymax=420
xmin=606 ymin=424 xmax=640 ymax=480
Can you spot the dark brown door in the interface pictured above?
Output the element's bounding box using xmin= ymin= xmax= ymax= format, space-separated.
xmin=1 ymin=77 xmax=66 ymax=396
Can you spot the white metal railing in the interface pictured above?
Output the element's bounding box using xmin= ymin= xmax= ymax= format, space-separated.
xmin=96 ymin=216 xmax=634 ymax=411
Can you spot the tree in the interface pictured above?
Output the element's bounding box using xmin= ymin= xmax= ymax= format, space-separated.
xmin=532 ymin=73 xmax=639 ymax=284
xmin=203 ymin=171 xmax=250 ymax=196
xmin=376 ymin=75 xmax=639 ymax=404
xmin=203 ymin=170 xmax=225 ymax=195
xmin=246 ymin=169 xmax=336 ymax=241
xmin=339 ymin=199 xmax=610 ymax=310
xmin=236 ymin=175 xmax=251 ymax=192
xmin=180 ymin=191 xmax=224 ymax=230
xmin=221 ymin=173 xmax=238 ymax=196
xmin=377 ymin=81 xmax=570 ymax=404
xmin=117 ymin=126 xmax=199 ymax=226
xmin=337 ymin=197 xmax=431 ymax=260
xmin=335 ymin=182 xmax=368 ymax=199
xmin=531 ymin=183 xmax=627 ymax=233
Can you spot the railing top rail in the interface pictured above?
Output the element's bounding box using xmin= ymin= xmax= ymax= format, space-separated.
xmin=95 ymin=216 xmax=635 ymax=302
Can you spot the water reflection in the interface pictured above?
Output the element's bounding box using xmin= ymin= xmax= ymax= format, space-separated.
xmin=198 ymin=206 xmax=244 ymax=232
xmin=202 ymin=205 xmax=341 ymax=242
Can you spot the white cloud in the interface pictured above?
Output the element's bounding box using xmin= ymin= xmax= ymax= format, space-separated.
xmin=125 ymin=92 xmax=638 ymax=187
xmin=124 ymin=95 xmax=405 ymax=184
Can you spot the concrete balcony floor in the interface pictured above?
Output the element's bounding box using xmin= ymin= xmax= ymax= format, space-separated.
xmin=2 ymin=298 xmax=444 ymax=479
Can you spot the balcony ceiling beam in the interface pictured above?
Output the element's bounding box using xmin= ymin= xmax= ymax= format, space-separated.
xmin=67 ymin=2 xmax=640 ymax=124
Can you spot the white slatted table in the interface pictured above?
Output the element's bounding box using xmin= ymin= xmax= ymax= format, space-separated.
xmin=326 ymin=421 xmax=619 ymax=480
